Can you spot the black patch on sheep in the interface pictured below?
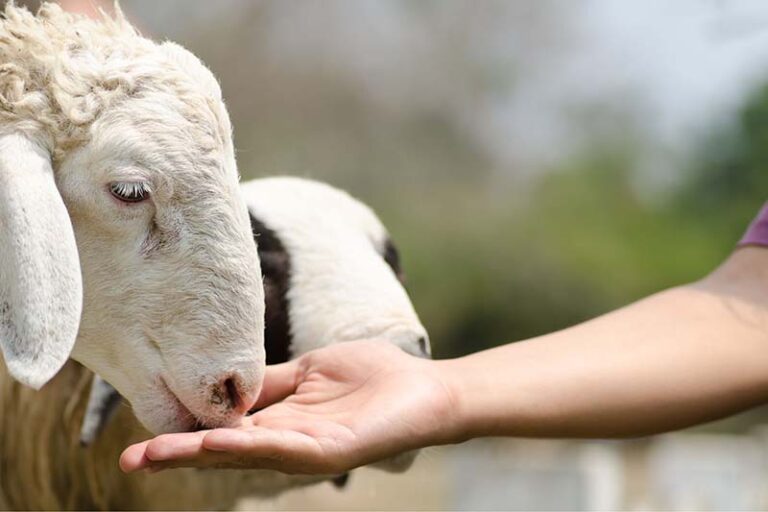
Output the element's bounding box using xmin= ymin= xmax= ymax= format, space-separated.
xmin=249 ymin=212 xmax=292 ymax=365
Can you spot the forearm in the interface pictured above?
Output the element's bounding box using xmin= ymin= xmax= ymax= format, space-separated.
xmin=438 ymin=247 xmax=768 ymax=441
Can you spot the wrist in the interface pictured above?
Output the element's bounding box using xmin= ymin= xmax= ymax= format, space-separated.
xmin=431 ymin=344 xmax=549 ymax=441
xmin=431 ymin=356 xmax=489 ymax=444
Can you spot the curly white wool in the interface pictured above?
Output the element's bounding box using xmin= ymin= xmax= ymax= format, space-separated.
xmin=0 ymin=3 xmax=228 ymax=158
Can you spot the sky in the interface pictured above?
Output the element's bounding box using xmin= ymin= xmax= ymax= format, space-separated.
xmin=472 ymin=0 xmax=768 ymax=175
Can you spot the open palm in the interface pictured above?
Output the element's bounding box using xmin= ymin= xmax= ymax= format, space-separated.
xmin=120 ymin=341 xmax=455 ymax=475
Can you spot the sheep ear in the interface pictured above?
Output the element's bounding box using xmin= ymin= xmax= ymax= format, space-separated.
xmin=0 ymin=133 xmax=82 ymax=389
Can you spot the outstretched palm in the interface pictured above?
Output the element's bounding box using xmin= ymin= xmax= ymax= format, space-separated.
xmin=120 ymin=341 xmax=455 ymax=474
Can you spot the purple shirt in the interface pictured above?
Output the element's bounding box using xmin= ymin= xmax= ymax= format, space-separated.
xmin=740 ymin=202 xmax=768 ymax=247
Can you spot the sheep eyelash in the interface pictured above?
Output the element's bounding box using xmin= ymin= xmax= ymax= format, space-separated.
xmin=109 ymin=181 xmax=152 ymax=203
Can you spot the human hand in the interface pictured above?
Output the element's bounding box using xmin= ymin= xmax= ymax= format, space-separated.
xmin=119 ymin=341 xmax=458 ymax=474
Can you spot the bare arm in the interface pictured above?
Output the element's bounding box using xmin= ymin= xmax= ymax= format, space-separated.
xmin=120 ymin=247 xmax=768 ymax=474
xmin=445 ymin=246 xmax=768 ymax=440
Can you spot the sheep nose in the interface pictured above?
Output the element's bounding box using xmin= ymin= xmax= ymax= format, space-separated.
xmin=210 ymin=374 xmax=258 ymax=415
xmin=416 ymin=336 xmax=431 ymax=358
xmin=396 ymin=332 xmax=431 ymax=359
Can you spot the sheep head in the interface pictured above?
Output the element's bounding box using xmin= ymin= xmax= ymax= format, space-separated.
xmin=243 ymin=177 xmax=431 ymax=360
xmin=0 ymin=3 xmax=265 ymax=434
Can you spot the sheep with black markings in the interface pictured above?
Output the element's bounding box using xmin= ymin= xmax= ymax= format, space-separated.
xmin=245 ymin=177 xmax=430 ymax=363
xmin=2 ymin=176 xmax=431 ymax=510
xmin=0 ymin=0 xmax=266 ymax=452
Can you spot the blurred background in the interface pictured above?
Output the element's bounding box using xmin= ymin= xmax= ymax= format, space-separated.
xmin=33 ymin=0 xmax=768 ymax=509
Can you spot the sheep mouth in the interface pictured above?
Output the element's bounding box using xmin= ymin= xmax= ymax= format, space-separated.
xmin=158 ymin=377 xmax=205 ymax=432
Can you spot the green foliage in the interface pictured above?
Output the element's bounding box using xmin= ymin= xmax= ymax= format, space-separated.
xmin=380 ymin=150 xmax=728 ymax=358
xmin=376 ymin=88 xmax=768 ymax=358
xmin=678 ymin=82 xmax=768 ymax=242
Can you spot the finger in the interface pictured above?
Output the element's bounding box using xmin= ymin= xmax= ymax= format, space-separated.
xmin=143 ymin=430 xmax=209 ymax=462
xmin=204 ymin=427 xmax=287 ymax=453
xmin=139 ymin=428 xmax=339 ymax=473
xmin=119 ymin=431 xmax=210 ymax=472
xmin=252 ymin=359 xmax=302 ymax=410
xmin=141 ymin=428 xmax=324 ymax=473
xmin=144 ymin=450 xmax=251 ymax=472
xmin=119 ymin=440 xmax=152 ymax=472
xmin=203 ymin=427 xmax=327 ymax=470
xmin=145 ymin=452 xmax=302 ymax=472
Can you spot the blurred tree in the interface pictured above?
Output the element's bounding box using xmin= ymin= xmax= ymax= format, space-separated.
xmin=678 ymin=81 xmax=768 ymax=246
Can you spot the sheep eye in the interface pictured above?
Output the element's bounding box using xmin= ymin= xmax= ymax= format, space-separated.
xmin=109 ymin=182 xmax=151 ymax=203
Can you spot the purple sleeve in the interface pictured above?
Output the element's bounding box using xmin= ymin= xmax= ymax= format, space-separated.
xmin=739 ymin=202 xmax=768 ymax=247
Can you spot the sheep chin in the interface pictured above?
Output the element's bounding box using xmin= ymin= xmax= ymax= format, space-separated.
xmin=126 ymin=376 xmax=202 ymax=435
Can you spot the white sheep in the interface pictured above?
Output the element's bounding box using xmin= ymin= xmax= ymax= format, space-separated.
xmin=1 ymin=176 xmax=431 ymax=510
xmin=0 ymin=2 xmax=266 ymax=436
xmin=243 ymin=176 xmax=429 ymax=362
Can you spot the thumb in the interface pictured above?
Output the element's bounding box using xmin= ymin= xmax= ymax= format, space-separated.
xmin=252 ymin=358 xmax=302 ymax=410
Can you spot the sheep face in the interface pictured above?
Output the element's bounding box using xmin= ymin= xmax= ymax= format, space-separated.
xmin=53 ymin=87 xmax=265 ymax=435
xmin=0 ymin=4 xmax=265 ymax=435
xmin=243 ymin=177 xmax=430 ymax=360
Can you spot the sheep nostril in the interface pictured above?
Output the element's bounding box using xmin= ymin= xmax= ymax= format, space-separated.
xmin=223 ymin=377 xmax=242 ymax=411
xmin=416 ymin=336 xmax=431 ymax=358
